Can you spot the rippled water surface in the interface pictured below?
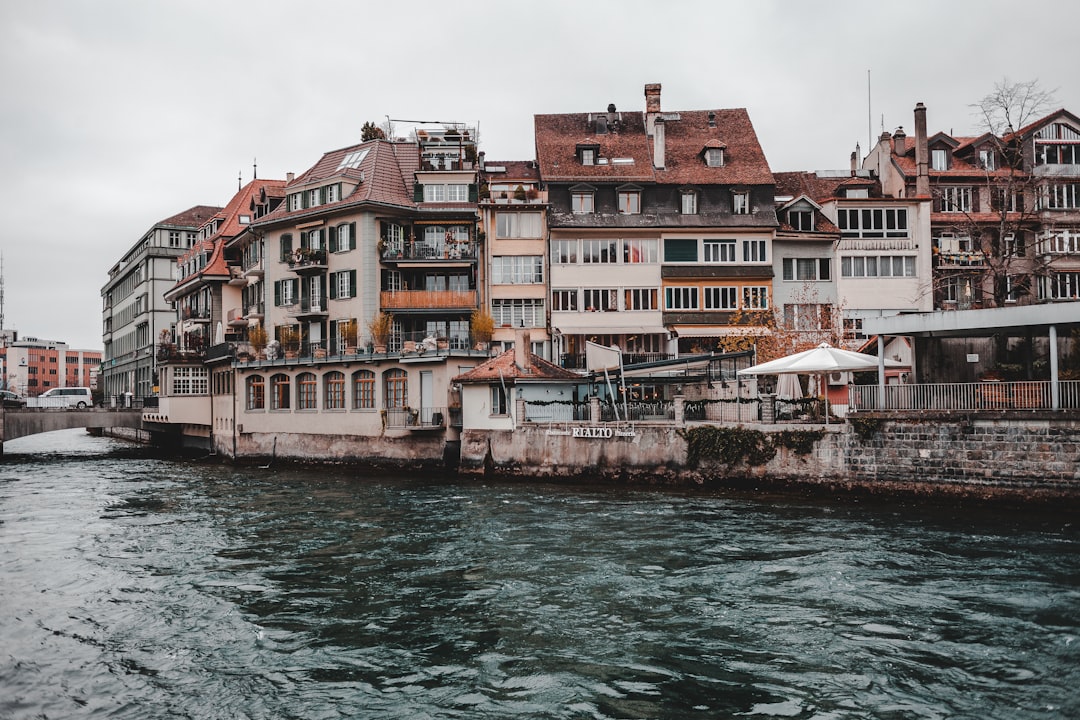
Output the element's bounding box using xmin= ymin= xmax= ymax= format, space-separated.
xmin=1 ymin=430 xmax=1078 ymax=719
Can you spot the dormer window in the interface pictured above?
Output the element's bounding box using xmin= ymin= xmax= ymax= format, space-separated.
xmin=846 ymin=188 xmax=869 ymax=199
xmin=576 ymin=143 xmax=600 ymax=166
xmin=570 ymin=184 xmax=595 ymax=214
xmin=705 ymin=148 xmax=725 ymax=167
xmin=931 ymin=148 xmax=948 ymax=171
xmin=979 ymin=150 xmax=995 ymax=170
xmin=617 ymin=185 xmax=642 ymax=215
xmin=789 ymin=210 xmax=814 ymax=231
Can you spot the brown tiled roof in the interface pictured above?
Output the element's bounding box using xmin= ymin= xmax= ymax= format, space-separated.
xmin=534 ymin=107 xmax=773 ymax=186
xmin=453 ymin=349 xmax=582 ymax=383
xmin=772 ymin=171 xmax=874 ymax=203
xmin=480 ymin=160 xmax=540 ymax=182
xmin=157 ymin=205 xmax=223 ymax=229
xmin=1004 ymin=108 xmax=1078 ymax=141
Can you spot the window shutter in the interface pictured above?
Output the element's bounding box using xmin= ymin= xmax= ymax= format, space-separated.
xmin=300 ymin=230 xmax=309 ymax=250
xmin=933 ymin=194 xmax=942 ymax=212
xmin=328 ymin=225 xmax=338 ymax=253
xmin=413 ymin=183 xmax=424 ymax=202
xmin=468 ymin=183 xmax=478 ymax=203
xmin=319 ymin=186 xmax=326 ymax=205
xmin=971 ymin=187 xmax=980 ymax=213
xmin=280 ymin=234 xmax=293 ymax=262
xmin=289 ymin=279 xmax=298 ymax=302
xmin=349 ymin=270 xmax=357 ymax=297
xmin=274 ymin=281 xmax=282 ymax=306
xmin=328 ymin=272 xmax=338 ymax=300
xmin=349 ymin=222 xmax=357 ymax=250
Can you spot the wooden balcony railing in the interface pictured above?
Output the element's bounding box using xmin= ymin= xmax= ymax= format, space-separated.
xmin=380 ymin=290 xmax=477 ymax=309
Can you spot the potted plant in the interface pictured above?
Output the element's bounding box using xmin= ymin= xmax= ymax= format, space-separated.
xmin=368 ymin=311 xmax=393 ymax=353
xmin=248 ymin=322 xmax=268 ymax=359
xmin=471 ymin=308 xmax=494 ymax=351
xmin=513 ymin=184 xmax=527 ymax=202
xmin=341 ymin=318 xmax=358 ymax=355
xmin=279 ymin=326 xmax=300 ymax=359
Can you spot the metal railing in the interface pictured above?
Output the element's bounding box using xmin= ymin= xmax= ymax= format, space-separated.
xmin=848 ymin=380 xmax=1080 ymax=413
xmin=524 ymin=402 xmax=591 ymax=423
xmin=384 ymin=407 xmax=447 ymax=428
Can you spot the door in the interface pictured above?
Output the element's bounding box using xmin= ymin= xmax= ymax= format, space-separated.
xmin=420 ymin=371 xmax=433 ymax=425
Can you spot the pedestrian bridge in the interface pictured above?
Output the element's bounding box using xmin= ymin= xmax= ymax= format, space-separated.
xmin=0 ymin=407 xmax=144 ymax=451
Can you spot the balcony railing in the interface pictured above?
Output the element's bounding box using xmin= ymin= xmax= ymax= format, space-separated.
xmin=933 ymin=250 xmax=986 ymax=267
xmin=524 ymin=402 xmax=591 ymax=423
xmin=246 ymin=301 xmax=265 ymax=319
xmin=560 ymin=352 xmax=675 ymax=370
xmin=227 ymin=308 xmax=247 ymax=327
xmin=848 ymin=380 xmax=1080 ymax=413
xmin=382 ymin=242 xmax=477 ymax=261
xmin=287 ymin=300 xmax=329 ymax=318
xmin=380 ymin=289 xmax=477 ymax=310
xmin=384 ymin=407 xmax=447 ymax=429
xmin=287 ymin=249 xmax=327 ymax=273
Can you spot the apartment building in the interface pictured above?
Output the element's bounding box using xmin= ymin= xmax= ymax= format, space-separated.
xmin=2 ymin=337 xmax=101 ymax=397
xmin=535 ymin=84 xmax=778 ymax=366
xmin=101 ymin=205 xmax=221 ymax=399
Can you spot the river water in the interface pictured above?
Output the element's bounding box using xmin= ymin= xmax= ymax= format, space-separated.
xmin=0 ymin=430 xmax=1077 ymax=719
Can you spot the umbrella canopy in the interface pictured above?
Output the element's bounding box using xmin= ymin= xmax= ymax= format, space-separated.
xmin=775 ymin=372 xmax=803 ymax=401
xmin=738 ymin=343 xmax=903 ymax=376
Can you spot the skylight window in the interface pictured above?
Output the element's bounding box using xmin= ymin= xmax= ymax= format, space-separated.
xmin=337 ymin=149 xmax=369 ymax=171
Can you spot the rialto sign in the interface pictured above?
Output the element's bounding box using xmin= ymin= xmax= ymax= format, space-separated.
xmin=570 ymin=426 xmax=636 ymax=439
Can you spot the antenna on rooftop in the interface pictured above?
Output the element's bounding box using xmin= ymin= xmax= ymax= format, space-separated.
xmin=0 ymin=252 xmax=5 ymax=348
xmin=253 ymin=157 xmax=258 ymax=180
xmin=238 ymin=170 xmax=242 ymax=191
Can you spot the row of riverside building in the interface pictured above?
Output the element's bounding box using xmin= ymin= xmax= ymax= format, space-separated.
xmin=100 ymin=83 xmax=1080 ymax=462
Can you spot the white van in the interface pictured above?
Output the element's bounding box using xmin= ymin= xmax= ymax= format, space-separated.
xmin=32 ymin=387 xmax=94 ymax=409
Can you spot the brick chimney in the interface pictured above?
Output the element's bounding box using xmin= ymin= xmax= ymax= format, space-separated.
xmin=893 ymin=126 xmax=906 ymax=156
xmin=914 ymin=103 xmax=929 ymax=197
xmin=514 ymin=330 xmax=531 ymax=371
xmin=645 ymin=83 xmax=662 ymax=114
xmin=286 ymin=172 xmax=295 ymax=183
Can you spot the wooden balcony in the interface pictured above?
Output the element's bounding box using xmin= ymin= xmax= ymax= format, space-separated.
xmin=380 ymin=289 xmax=477 ymax=310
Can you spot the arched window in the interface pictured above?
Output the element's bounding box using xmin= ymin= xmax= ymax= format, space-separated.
xmin=297 ymin=372 xmax=317 ymax=410
xmin=270 ymin=373 xmax=290 ymax=410
xmin=352 ymin=370 xmax=375 ymax=409
xmin=246 ymin=374 xmax=265 ymax=410
xmin=324 ymin=371 xmax=345 ymax=410
xmin=383 ymin=368 xmax=407 ymax=409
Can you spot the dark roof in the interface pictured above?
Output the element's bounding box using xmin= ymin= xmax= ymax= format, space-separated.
xmin=453 ymin=349 xmax=582 ymax=383
xmin=480 ymin=160 xmax=540 ymax=182
xmin=156 ymin=205 xmax=223 ymax=229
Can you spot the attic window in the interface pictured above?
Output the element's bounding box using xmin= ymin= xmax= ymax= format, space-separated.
xmin=238 ymin=215 xmax=251 ymax=225
xmin=978 ymin=150 xmax=995 ymax=170
xmin=337 ymin=149 xmax=369 ymax=171
xmin=705 ymin=148 xmax=725 ymax=167
xmin=789 ymin=210 xmax=814 ymax=231
xmin=931 ymin=149 xmax=948 ymax=171
xmin=576 ymin=144 xmax=600 ymax=166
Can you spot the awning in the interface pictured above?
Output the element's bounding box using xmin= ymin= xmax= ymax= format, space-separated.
xmin=555 ymin=325 xmax=666 ymax=336
xmin=671 ymin=325 xmax=771 ymax=338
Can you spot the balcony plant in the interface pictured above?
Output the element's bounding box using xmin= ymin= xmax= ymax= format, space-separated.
xmin=341 ymin=318 xmax=358 ymax=354
xmin=470 ymin=308 xmax=494 ymax=351
xmin=279 ymin=325 xmax=300 ymax=359
xmin=248 ymin=322 xmax=268 ymax=359
xmin=368 ymin=311 xmax=393 ymax=353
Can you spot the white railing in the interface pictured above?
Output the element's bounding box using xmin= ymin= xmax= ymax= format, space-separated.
xmin=848 ymin=380 xmax=1080 ymax=413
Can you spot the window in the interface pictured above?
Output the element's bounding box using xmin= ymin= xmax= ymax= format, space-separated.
xmin=551 ymin=239 xmax=577 ymax=264
xmin=337 ymin=149 xmax=368 ymax=170
xmin=681 ymin=191 xmax=697 ymax=215
xmin=423 ymin=184 xmax=469 ymax=202
xmin=491 ymin=386 xmax=509 ymax=415
xmin=297 ymin=372 xmax=317 ymax=410
xmin=742 ymin=239 xmax=767 ymax=262
xmin=582 ymin=239 xmax=618 ymax=263
xmin=308 ymin=189 xmax=321 ymax=208
xmin=789 ymin=210 xmax=814 ymax=231
xmin=270 ymin=374 xmax=290 ymax=410
xmin=942 ymin=277 xmax=975 ymax=304
xmin=784 ymin=304 xmax=834 ymax=331
xmin=733 ymin=192 xmax=749 ymax=215
xmin=169 ymin=231 xmax=182 ymax=247
xmin=171 ymin=367 xmax=208 ymax=395
xmin=836 ymin=207 xmax=909 ymax=238
xmin=496 ymin=212 xmax=542 ymax=238
xmin=572 ymin=192 xmax=594 ymax=214
xmin=1039 ymin=272 xmax=1080 ymax=300
xmin=703 ymin=240 xmax=737 ymax=263
xmin=583 ymin=288 xmax=618 ymax=311
xmin=581 ymin=148 xmax=595 ymax=166
xmin=940 ymin=187 xmax=972 ymax=213
xmin=664 ymin=238 xmax=698 ymax=262
xmin=742 ymin=286 xmax=769 ymax=310
xmin=384 ymin=369 xmax=407 ymax=409
xmin=618 ymin=189 xmax=641 ymax=214
xmin=1005 ymin=275 xmax=1022 ymax=303
xmin=246 ymin=375 xmax=265 ymax=410
xmin=1043 ymin=184 xmax=1080 ymax=210
xmin=332 ymin=223 xmax=356 ymax=252
xmin=330 ymin=270 xmax=356 ymax=299
xmin=551 ymin=289 xmax=579 ymax=312
xmin=931 ymin=149 xmax=947 ymax=171
xmin=979 ymin=149 xmax=995 ymax=170
xmin=492 ymin=256 xmax=543 ymax=284
xmin=492 ymin=299 xmax=545 ymax=327
xmin=623 ymin=238 xmax=659 ymax=264
xmin=1040 ymin=229 xmax=1080 ymax=254
xmin=274 ymin=279 xmax=297 ymax=306
xmin=624 ymin=288 xmax=658 ymax=311
xmin=841 ymin=255 xmax=915 ymax=277
xmin=703 ymin=286 xmax=738 ymax=310
xmin=705 ymin=148 xmax=724 ymax=167
xmin=782 ymin=258 xmax=831 ymax=281
xmin=279 ymin=234 xmax=294 ymax=262
xmin=665 ymin=286 xmax=699 ymax=310
xmin=289 ymin=194 xmax=302 ymax=212
xmin=352 ymin=370 xmax=375 ymax=409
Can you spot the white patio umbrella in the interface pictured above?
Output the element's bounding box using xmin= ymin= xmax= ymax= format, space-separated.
xmin=738 ymin=343 xmax=902 ymax=423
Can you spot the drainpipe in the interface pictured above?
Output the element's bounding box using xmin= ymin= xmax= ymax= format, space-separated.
xmin=1050 ymin=325 xmax=1060 ymax=409
xmin=877 ymin=335 xmax=886 ymax=409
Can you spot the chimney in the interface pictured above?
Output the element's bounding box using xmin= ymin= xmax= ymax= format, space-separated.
xmin=477 ymin=150 xmax=486 ymax=171
xmin=893 ymin=126 xmax=906 ymax=155
xmin=514 ymin=330 xmax=531 ymax=370
xmin=653 ymin=116 xmax=666 ymax=169
xmin=644 ymin=83 xmax=662 ymax=136
xmin=914 ymin=102 xmax=929 ymax=197
xmin=850 ymin=150 xmax=858 ymax=174
xmin=286 ymin=171 xmax=295 ymax=183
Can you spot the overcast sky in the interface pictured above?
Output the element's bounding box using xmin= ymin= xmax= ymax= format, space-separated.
xmin=1 ymin=0 xmax=1077 ymax=350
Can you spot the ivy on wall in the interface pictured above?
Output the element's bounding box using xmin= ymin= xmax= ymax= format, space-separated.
xmin=678 ymin=426 xmax=825 ymax=468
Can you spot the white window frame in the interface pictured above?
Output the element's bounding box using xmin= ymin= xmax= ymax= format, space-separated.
xmin=681 ymin=191 xmax=697 ymax=215
xmin=742 ymin=286 xmax=769 ymax=310
xmin=742 ymin=239 xmax=767 ymax=263
xmin=551 ymin=289 xmax=579 ymax=312
xmin=704 ymin=240 xmax=737 ymax=263
xmin=572 ymin=192 xmax=594 ymax=214
xmin=703 ymin=286 xmax=738 ymax=310
xmin=664 ymin=286 xmax=699 ymax=311
xmin=496 ymin=212 xmax=543 ymax=239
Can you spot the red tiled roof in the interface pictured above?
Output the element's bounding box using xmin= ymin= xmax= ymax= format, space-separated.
xmin=156 ymin=205 xmax=223 ymax=229
xmin=453 ymin=349 xmax=582 ymax=383
xmin=534 ymin=107 xmax=773 ymax=186
xmin=772 ymin=171 xmax=875 ymax=203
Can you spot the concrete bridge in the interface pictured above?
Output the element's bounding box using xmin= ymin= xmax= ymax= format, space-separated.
xmin=0 ymin=406 xmax=144 ymax=453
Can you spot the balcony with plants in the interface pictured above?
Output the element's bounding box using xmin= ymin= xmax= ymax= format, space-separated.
xmin=287 ymin=247 xmax=328 ymax=274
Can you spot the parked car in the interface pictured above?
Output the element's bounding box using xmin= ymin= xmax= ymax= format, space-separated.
xmin=36 ymin=387 xmax=94 ymax=409
xmin=0 ymin=390 xmax=25 ymax=408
